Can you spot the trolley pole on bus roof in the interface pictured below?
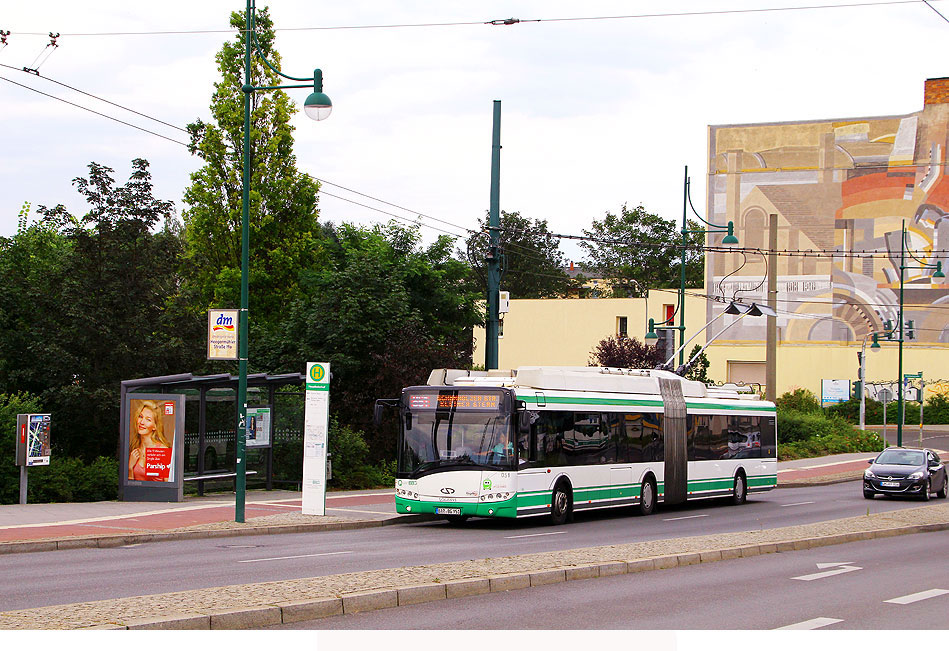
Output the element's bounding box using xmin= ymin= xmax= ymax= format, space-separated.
xmin=485 ymin=100 xmax=502 ymax=370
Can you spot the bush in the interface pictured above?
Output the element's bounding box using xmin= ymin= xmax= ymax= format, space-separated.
xmin=779 ymin=428 xmax=884 ymax=460
xmin=775 ymin=388 xmax=822 ymax=414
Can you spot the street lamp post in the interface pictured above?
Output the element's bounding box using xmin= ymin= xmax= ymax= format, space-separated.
xmin=676 ymin=166 xmax=738 ymax=365
xmin=894 ymin=220 xmax=944 ymax=448
xmin=235 ymin=0 xmax=332 ymax=523
xmin=858 ymin=332 xmax=881 ymax=431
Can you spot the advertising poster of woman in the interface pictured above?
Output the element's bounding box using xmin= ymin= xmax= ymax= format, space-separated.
xmin=128 ymin=398 xmax=176 ymax=482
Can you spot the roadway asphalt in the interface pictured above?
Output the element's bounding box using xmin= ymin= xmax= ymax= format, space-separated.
xmin=0 ymin=452 xmax=884 ymax=551
xmin=0 ymin=450 xmax=946 ymax=630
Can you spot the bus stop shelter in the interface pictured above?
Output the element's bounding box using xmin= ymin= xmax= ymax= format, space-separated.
xmin=119 ymin=372 xmax=305 ymax=501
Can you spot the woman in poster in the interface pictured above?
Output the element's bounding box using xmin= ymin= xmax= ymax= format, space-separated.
xmin=128 ymin=400 xmax=172 ymax=481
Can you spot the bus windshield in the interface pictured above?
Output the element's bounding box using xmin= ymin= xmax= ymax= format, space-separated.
xmin=398 ymin=408 xmax=514 ymax=476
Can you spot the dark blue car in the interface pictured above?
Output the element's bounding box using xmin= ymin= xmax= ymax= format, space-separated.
xmin=864 ymin=447 xmax=947 ymax=500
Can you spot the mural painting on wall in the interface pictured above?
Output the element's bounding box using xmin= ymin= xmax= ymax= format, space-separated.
xmin=706 ymin=86 xmax=949 ymax=346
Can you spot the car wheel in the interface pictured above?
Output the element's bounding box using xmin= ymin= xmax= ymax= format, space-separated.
xmin=863 ymin=488 xmax=875 ymax=499
xmin=937 ymin=475 xmax=948 ymax=499
xmin=550 ymin=483 xmax=572 ymax=525
xmin=920 ymin=479 xmax=931 ymax=501
xmin=445 ymin=515 xmax=469 ymax=526
xmin=637 ymin=478 xmax=656 ymax=516
xmin=732 ymin=473 xmax=747 ymax=505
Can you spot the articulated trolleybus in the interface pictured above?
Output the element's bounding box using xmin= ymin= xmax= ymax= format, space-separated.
xmin=382 ymin=366 xmax=777 ymax=524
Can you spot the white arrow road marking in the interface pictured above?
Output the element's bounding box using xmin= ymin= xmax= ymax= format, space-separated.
xmin=775 ymin=617 xmax=843 ymax=630
xmin=792 ymin=562 xmax=862 ymax=581
xmin=239 ymin=550 xmax=353 ymax=563
xmin=815 ymin=562 xmax=853 ymax=569
xmin=884 ymin=589 xmax=949 ymax=605
xmin=504 ymin=531 xmax=566 ymax=539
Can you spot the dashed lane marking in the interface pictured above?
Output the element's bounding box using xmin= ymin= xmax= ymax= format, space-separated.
xmin=662 ymin=514 xmax=709 ymax=522
xmin=504 ymin=531 xmax=567 ymax=539
xmin=884 ymin=588 xmax=949 ymax=605
xmin=780 ymin=501 xmax=816 ymax=507
xmin=775 ymin=617 xmax=842 ymax=630
xmin=238 ymin=550 xmax=353 ymax=563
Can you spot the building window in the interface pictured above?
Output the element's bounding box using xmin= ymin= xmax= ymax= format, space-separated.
xmin=617 ymin=316 xmax=628 ymax=337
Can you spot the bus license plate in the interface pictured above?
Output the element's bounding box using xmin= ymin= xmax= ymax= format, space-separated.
xmin=435 ymin=507 xmax=462 ymax=515
xmin=881 ymin=481 xmax=900 ymax=487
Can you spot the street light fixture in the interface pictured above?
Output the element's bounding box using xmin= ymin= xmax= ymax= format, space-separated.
xmin=893 ymin=220 xmax=942 ymax=448
xmin=672 ymin=166 xmax=739 ymax=366
xmin=234 ymin=0 xmax=332 ymax=523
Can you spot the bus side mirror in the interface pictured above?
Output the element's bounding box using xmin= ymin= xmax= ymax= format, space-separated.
xmin=518 ymin=411 xmax=531 ymax=433
xmin=374 ymin=399 xmax=399 ymax=426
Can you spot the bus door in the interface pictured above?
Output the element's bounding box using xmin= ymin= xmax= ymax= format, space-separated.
xmin=659 ymin=377 xmax=688 ymax=505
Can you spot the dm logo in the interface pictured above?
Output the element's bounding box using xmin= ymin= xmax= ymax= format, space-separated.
xmin=212 ymin=313 xmax=235 ymax=332
xmin=309 ymin=364 xmax=326 ymax=382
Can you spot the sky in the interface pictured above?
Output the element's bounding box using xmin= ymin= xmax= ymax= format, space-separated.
xmin=3 ymin=0 xmax=949 ymax=263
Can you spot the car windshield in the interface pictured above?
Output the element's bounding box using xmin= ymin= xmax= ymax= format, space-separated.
xmin=875 ymin=449 xmax=926 ymax=466
xmin=398 ymin=409 xmax=514 ymax=476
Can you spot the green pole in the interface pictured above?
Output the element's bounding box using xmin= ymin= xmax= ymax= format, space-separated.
xmin=485 ymin=100 xmax=501 ymax=370
xmin=678 ymin=165 xmax=688 ymax=366
xmin=235 ymin=0 xmax=253 ymax=523
xmin=897 ymin=220 xmax=905 ymax=448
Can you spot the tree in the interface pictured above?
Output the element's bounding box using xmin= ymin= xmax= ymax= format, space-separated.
xmin=274 ymin=222 xmax=481 ymax=459
xmin=182 ymin=6 xmax=324 ymax=344
xmin=464 ymin=211 xmax=572 ymax=299
xmin=579 ymin=204 xmax=704 ymax=297
xmin=683 ymin=345 xmax=711 ymax=383
xmin=16 ymin=160 xmax=191 ymax=460
xmin=589 ymin=335 xmax=665 ymax=369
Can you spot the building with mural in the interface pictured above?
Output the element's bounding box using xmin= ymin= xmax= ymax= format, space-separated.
xmin=703 ymin=77 xmax=949 ymax=395
xmin=475 ymin=78 xmax=949 ymax=402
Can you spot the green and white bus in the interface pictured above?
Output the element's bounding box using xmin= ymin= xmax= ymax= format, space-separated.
xmin=382 ymin=366 xmax=777 ymax=524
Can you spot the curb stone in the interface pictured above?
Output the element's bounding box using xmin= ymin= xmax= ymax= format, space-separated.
xmin=0 ymin=515 xmax=432 ymax=556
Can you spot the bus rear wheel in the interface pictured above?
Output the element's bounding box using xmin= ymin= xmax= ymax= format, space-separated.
xmin=637 ymin=478 xmax=656 ymax=516
xmin=732 ymin=473 xmax=747 ymax=505
xmin=550 ymin=483 xmax=573 ymax=525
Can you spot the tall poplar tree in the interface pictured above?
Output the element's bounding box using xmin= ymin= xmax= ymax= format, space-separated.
xmin=183 ymin=6 xmax=324 ymax=344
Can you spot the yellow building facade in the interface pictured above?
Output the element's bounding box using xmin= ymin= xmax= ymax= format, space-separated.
xmin=475 ymin=78 xmax=949 ymax=402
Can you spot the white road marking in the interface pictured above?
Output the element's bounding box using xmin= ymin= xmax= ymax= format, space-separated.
xmin=238 ymin=550 xmax=353 ymax=563
xmin=792 ymin=562 xmax=862 ymax=581
xmin=884 ymin=588 xmax=949 ymax=605
xmin=800 ymin=459 xmax=874 ymax=470
xmin=504 ymin=531 xmax=566 ymax=539
xmin=662 ymin=514 xmax=709 ymax=521
xmin=780 ymin=501 xmax=815 ymax=507
xmin=325 ymin=507 xmax=393 ymax=515
xmin=775 ymin=617 xmax=843 ymax=630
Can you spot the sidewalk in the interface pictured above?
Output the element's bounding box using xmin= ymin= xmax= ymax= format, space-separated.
xmin=0 ymin=453 xmax=890 ymax=553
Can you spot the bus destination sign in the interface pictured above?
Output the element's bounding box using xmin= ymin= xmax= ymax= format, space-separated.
xmin=406 ymin=392 xmax=502 ymax=411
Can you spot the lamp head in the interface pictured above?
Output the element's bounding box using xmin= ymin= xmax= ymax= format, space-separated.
xmin=645 ymin=318 xmax=659 ymax=347
xmin=721 ymin=221 xmax=739 ymax=245
xmin=870 ymin=333 xmax=881 ymax=351
xmin=933 ymin=261 xmax=946 ymax=284
xmin=304 ymin=69 xmax=332 ymax=121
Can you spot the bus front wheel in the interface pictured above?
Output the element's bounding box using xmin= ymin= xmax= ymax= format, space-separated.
xmin=550 ymin=483 xmax=573 ymax=525
xmin=638 ymin=478 xmax=656 ymax=516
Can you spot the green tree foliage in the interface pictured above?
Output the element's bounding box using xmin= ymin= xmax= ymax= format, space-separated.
xmin=579 ymin=204 xmax=704 ymax=297
xmin=8 ymin=160 xmax=192 ymax=460
xmin=589 ymin=335 xmax=665 ymax=369
xmin=683 ymin=345 xmax=711 ymax=383
xmin=274 ymin=222 xmax=481 ymax=459
xmin=182 ymin=6 xmax=324 ymax=337
xmin=464 ymin=211 xmax=571 ymax=299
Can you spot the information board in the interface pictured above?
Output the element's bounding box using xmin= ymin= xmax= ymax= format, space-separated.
xmin=246 ymin=406 xmax=272 ymax=448
xmin=207 ymin=309 xmax=239 ymax=360
xmin=16 ymin=413 xmax=51 ymax=467
xmin=302 ymin=362 xmax=330 ymax=515
xmin=821 ymin=379 xmax=851 ymax=406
